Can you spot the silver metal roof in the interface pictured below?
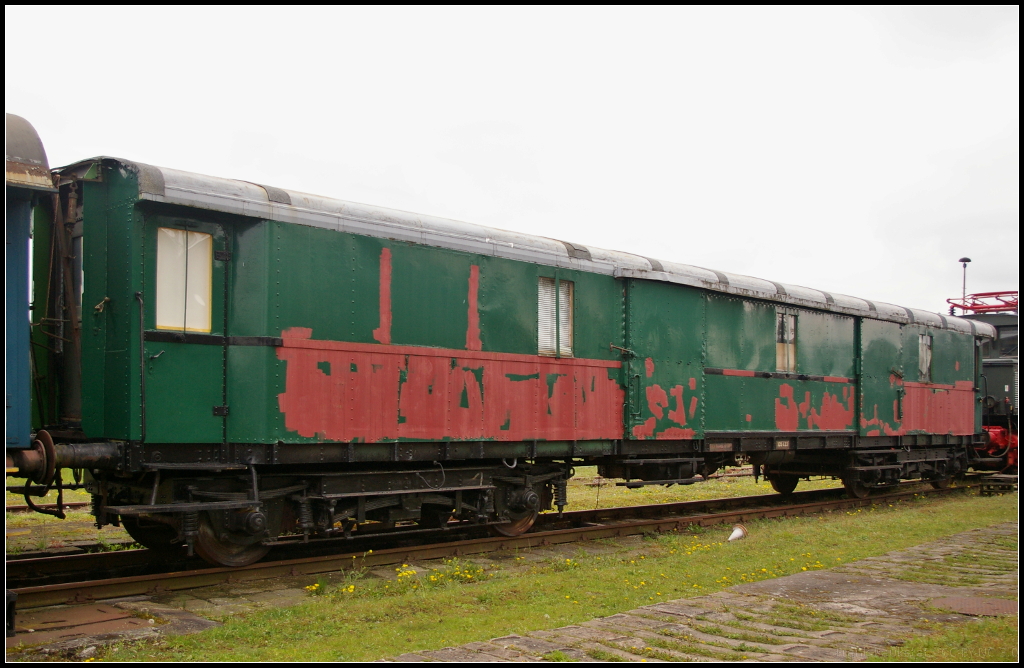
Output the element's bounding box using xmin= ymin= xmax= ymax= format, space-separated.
xmin=65 ymin=157 xmax=996 ymax=338
xmin=6 ymin=114 xmax=55 ymax=192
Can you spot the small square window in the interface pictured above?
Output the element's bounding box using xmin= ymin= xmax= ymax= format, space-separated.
xmin=538 ymin=277 xmax=573 ymax=357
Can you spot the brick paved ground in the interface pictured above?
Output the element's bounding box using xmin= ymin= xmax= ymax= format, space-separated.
xmin=391 ymin=522 xmax=1018 ymax=662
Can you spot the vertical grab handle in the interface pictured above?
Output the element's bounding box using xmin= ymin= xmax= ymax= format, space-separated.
xmin=136 ymin=291 xmax=146 ymax=444
xmin=630 ymin=374 xmax=642 ymax=417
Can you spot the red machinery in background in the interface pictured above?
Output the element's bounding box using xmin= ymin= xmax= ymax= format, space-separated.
xmin=951 ymin=291 xmax=1017 ymax=474
xmin=947 ymin=290 xmax=1018 ymax=315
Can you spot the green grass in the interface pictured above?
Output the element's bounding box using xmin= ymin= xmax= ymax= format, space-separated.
xmin=892 ymin=534 xmax=1018 ymax=587
xmin=583 ymin=647 xmax=628 ymax=661
xmin=691 ymin=623 xmax=786 ymax=645
xmin=871 ymin=615 xmax=1018 ymax=662
xmin=87 ymin=490 xmax=1015 ymax=662
xmin=4 ymin=508 xmax=132 ymax=554
xmin=6 ymin=469 xmax=91 ymax=506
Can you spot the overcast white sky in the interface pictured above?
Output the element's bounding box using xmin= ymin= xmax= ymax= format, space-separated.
xmin=6 ymin=6 xmax=1019 ymax=314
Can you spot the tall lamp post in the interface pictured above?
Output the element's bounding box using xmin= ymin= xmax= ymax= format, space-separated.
xmin=958 ymin=257 xmax=971 ymax=314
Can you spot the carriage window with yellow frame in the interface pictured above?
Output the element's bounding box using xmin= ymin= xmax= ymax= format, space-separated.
xmin=155 ymin=227 xmax=213 ymax=332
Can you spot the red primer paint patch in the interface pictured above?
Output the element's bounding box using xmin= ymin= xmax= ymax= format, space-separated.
xmin=823 ymin=376 xmax=851 ymax=384
xmin=276 ymin=333 xmax=623 ymax=442
xmin=636 ymin=379 xmax=701 ymax=440
xmin=723 ymin=369 xmax=756 ymax=377
xmin=659 ymin=427 xmax=696 ymax=439
xmin=632 ymin=417 xmax=657 ymax=438
xmin=644 ymin=358 xmax=655 ymax=378
xmin=667 ymin=385 xmax=687 ymax=426
xmin=283 ymin=326 xmax=314 ymax=340
xmin=805 ymin=386 xmax=855 ymax=430
xmin=798 ymin=392 xmax=811 ymax=418
xmin=745 ymin=414 xmax=752 ymax=422
xmin=645 ymin=384 xmax=668 ymax=419
xmin=688 ymin=377 xmax=696 ymax=391
xmin=860 ymin=403 xmax=901 ymax=437
xmin=775 ymin=383 xmax=856 ymax=431
xmin=466 ymin=265 xmax=481 ymax=351
xmin=955 ymin=361 xmax=960 ymax=371
xmin=774 ymin=384 xmax=800 ymax=431
xmin=901 ymin=380 xmax=976 ymax=435
xmin=860 ymin=378 xmax=975 ymax=436
xmin=372 ymin=248 xmax=392 ymax=345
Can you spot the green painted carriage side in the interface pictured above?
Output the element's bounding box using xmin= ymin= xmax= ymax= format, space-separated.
xmin=69 ymin=164 xmax=984 ymax=448
xmin=901 ymin=325 xmax=975 ymax=387
xmin=705 ymin=295 xmax=775 ymax=373
xmin=475 ymin=255 xmax=538 ymax=356
xmin=259 ymin=222 xmax=625 ymax=360
xmin=141 ymin=214 xmax=229 ymax=443
xmin=935 ymin=328 xmax=980 ymax=432
xmin=391 ymin=242 xmax=479 ymax=350
xmin=704 ymin=376 xmax=857 ymax=432
xmin=702 ymin=295 xmax=773 ymax=430
xmin=623 ymin=279 xmax=706 ymax=438
xmin=797 ymin=311 xmax=856 ymax=378
xmin=901 ymin=324 xmax=979 ymax=435
xmin=532 ymin=265 xmax=622 ymax=364
xmin=30 ymin=205 xmax=57 ymax=429
xmin=859 ymin=318 xmax=903 ymax=436
xmin=225 ymin=221 xmax=276 ymax=444
xmin=79 ymin=170 xmax=144 ymax=441
xmin=224 ymin=219 xmax=626 ymax=444
xmin=703 ymin=295 xmax=857 ymax=433
xmin=267 ymin=222 xmax=383 ymax=344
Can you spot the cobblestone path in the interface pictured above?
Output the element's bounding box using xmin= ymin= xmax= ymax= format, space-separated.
xmin=392 ymin=522 xmax=1018 ymax=662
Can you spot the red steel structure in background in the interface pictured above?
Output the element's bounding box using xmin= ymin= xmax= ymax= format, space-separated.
xmin=947 ymin=291 xmax=1019 ymax=315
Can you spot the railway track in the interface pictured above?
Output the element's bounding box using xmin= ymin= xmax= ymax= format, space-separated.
xmin=7 ymin=484 xmax=860 ymax=582
xmin=5 ymin=502 xmax=91 ymax=514
xmin=8 ymin=482 xmax=972 ymax=610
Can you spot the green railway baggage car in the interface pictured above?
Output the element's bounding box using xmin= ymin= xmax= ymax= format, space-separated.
xmin=9 ymin=156 xmax=996 ymax=566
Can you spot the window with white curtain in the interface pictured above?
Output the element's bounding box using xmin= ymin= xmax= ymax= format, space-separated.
xmin=538 ymin=277 xmax=573 ymax=357
xmin=156 ymin=227 xmax=213 ymax=332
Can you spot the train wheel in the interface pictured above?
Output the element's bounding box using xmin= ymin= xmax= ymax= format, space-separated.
xmin=490 ymin=510 xmax=538 ymax=537
xmin=768 ymin=474 xmax=799 ymax=496
xmin=842 ymin=478 xmax=871 ymax=499
xmin=122 ymin=517 xmax=183 ymax=552
xmin=194 ymin=513 xmax=270 ymax=567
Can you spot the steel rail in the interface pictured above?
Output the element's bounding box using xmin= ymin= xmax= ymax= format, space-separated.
xmin=9 ymin=484 xmax=970 ymax=610
xmin=5 ymin=502 xmax=90 ymax=514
